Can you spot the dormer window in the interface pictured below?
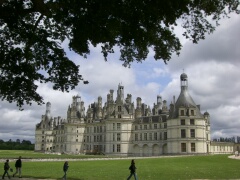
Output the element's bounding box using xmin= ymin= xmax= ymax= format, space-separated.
xmin=191 ymin=110 xmax=194 ymax=116
xmin=118 ymin=106 xmax=122 ymax=112
xmin=181 ymin=110 xmax=184 ymax=116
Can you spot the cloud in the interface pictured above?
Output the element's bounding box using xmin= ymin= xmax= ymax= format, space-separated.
xmin=0 ymin=13 xmax=239 ymax=143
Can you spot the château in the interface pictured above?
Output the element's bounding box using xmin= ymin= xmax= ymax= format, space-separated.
xmin=35 ymin=73 xmax=238 ymax=156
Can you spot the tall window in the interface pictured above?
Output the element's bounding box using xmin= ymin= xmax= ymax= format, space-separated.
xmin=190 ymin=129 xmax=195 ymax=138
xmin=117 ymin=144 xmax=121 ymax=152
xmin=118 ymin=106 xmax=122 ymax=112
xmin=135 ymin=125 xmax=138 ymax=130
xmin=154 ymin=133 xmax=158 ymax=140
xmin=144 ymin=133 xmax=147 ymax=140
xmin=113 ymin=134 xmax=115 ymax=141
xmin=117 ymin=133 xmax=121 ymax=141
xmin=191 ymin=143 xmax=196 ymax=152
xmin=164 ymin=132 xmax=167 ymax=140
xmin=144 ymin=125 xmax=147 ymax=130
xmin=140 ymin=134 xmax=142 ymax=141
xmin=191 ymin=110 xmax=194 ymax=116
xmin=181 ymin=119 xmax=185 ymax=125
xmin=113 ymin=123 xmax=115 ymax=130
xmin=135 ymin=134 xmax=138 ymax=141
xmin=181 ymin=110 xmax=184 ymax=116
xmin=113 ymin=144 xmax=115 ymax=152
xmin=190 ymin=119 xmax=195 ymax=125
xmin=181 ymin=129 xmax=186 ymax=138
xmin=154 ymin=124 xmax=157 ymax=129
xmin=149 ymin=133 xmax=152 ymax=140
xmin=181 ymin=143 xmax=186 ymax=152
xmin=117 ymin=123 xmax=121 ymax=130
xmin=164 ymin=123 xmax=167 ymax=128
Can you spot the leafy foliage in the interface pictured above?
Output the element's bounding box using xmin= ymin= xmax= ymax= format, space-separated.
xmin=0 ymin=139 xmax=34 ymax=150
xmin=0 ymin=0 xmax=239 ymax=108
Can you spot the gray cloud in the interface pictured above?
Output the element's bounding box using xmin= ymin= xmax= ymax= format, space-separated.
xmin=0 ymin=14 xmax=239 ymax=143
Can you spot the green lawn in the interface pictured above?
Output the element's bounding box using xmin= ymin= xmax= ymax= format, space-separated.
xmin=1 ymin=151 xmax=240 ymax=180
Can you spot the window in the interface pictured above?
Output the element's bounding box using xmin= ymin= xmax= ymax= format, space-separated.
xmin=191 ymin=110 xmax=194 ymax=116
xmin=113 ymin=123 xmax=115 ymax=130
xmin=181 ymin=119 xmax=185 ymax=125
xmin=154 ymin=124 xmax=157 ymax=129
xmin=117 ymin=144 xmax=121 ymax=152
xmin=149 ymin=133 xmax=152 ymax=140
xmin=181 ymin=110 xmax=184 ymax=116
xmin=181 ymin=143 xmax=186 ymax=152
xmin=164 ymin=123 xmax=167 ymax=128
xmin=140 ymin=134 xmax=142 ymax=141
xmin=190 ymin=119 xmax=195 ymax=125
xmin=117 ymin=133 xmax=121 ymax=141
xmin=164 ymin=132 xmax=167 ymax=140
xmin=118 ymin=106 xmax=122 ymax=112
xmin=113 ymin=134 xmax=115 ymax=141
xmin=154 ymin=133 xmax=158 ymax=140
xmin=140 ymin=125 xmax=142 ymax=129
xmin=144 ymin=125 xmax=147 ymax=130
xmin=190 ymin=129 xmax=195 ymax=138
xmin=118 ymin=114 xmax=122 ymax=118
xmin=117 ymin=123 xmax=121 ymax=130
xmin=135 ymin=134 xmax=138 ymax=141
xmin=94 ymin=127 xmax=96 ymax=133
xmin=113 ymin=144 xmax=115 ymax=152
xmin=135 ymin=125 xmax=138 ymax=130
xmin=181 ymin=129 xmax=186 ymax=138
xmin=144 ymin=133 xmax=147 ymax=140
xmin=191 ymin=143 xmax=196 ymax=152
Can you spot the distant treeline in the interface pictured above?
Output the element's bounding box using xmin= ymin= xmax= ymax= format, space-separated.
xmin=0 ymin=139 xmax=34 ymax=150
xmin=212 ymin=136 xmax=240 ymax=143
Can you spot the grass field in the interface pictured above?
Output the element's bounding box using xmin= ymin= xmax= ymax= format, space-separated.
xmin=0 ymin=150 xmax=240 ymax=180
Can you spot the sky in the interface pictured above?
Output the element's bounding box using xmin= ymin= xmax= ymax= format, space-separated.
xmin=0 ymin=13 xmax=239 ymax=143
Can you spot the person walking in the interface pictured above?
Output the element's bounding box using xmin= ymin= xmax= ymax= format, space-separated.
xmin=2 ymin=159 xmax=11 ymax=179
xmin=13 ymin=156 xmax=22 ymax=178
xmin=62 ymin=161 xmax=69 ymax=180
xmin=127 ymin=159 xmax=138 ymax=180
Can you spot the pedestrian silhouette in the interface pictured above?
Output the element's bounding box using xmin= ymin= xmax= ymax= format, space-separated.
xmin=62 ymin=161 xmax=69 ymax=180
xmin=127 ymin=159 xmax=138 ymax=180
xmin=2 ymin=159 xmax=11 ymax=179
xmin=13 ymin=156 xmax=22 ymax=178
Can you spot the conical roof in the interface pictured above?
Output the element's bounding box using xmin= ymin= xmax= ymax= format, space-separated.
xmin=170 ymin=73 xmax=203 ymax=119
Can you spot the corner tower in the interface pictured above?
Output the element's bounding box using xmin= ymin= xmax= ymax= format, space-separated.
xmin=167 ymin=73 xmax=209 ymax=154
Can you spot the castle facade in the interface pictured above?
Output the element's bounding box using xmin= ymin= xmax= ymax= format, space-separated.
xmin=35 ymin=73 xmax=236 ymax=156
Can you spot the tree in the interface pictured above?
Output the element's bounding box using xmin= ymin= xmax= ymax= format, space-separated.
xmin=0 ymin=0 xmax=239 ymax=108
